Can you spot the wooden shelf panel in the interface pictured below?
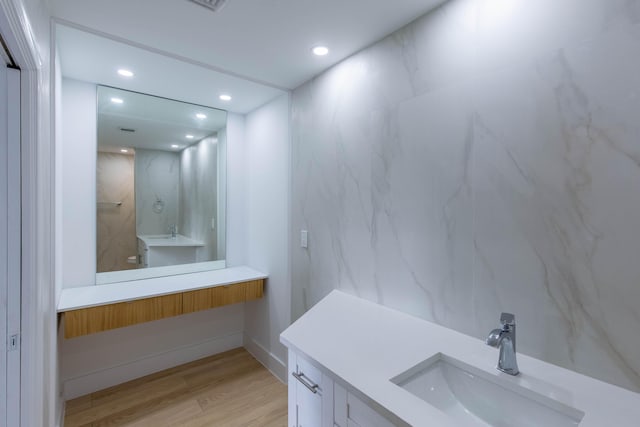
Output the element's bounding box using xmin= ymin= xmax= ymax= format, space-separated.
xmin=183 ymin=283 xmax=246 ymax=313
xmin=245 ymin=279 xmax=264 ymax=301
xmin=64 ymin=294 xmax=182 ymax=339
xmin=63 ymin=279 xmax=265 ymax=339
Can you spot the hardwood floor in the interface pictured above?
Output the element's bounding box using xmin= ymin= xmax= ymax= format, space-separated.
xmin=64 ymin=348 xmax=288 ymax=427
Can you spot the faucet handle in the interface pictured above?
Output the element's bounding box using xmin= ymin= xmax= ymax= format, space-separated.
xmin=500 ymin=312 xmax=515 ymax=326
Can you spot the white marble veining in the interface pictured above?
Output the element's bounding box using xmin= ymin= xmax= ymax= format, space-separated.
xmin=281 ymin=291 xmax=640 ymax=427
xmin=179 ymin=135 xmax=219 ymax=262
xmin=96 ymin=152 xmax=136 ymax=273
xmin=291 ymin=0 xmax=640 ymax=391
xmin=135 ymin=149 xmax=180 ymax=236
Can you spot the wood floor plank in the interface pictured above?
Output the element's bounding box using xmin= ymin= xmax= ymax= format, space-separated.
xmin=123 ymin=400 xmax=203 ymax=427
xmin=64 ymin=347 xmax=287 ymax=427
xmin=65 ymin=395 xmax=92 ymax=417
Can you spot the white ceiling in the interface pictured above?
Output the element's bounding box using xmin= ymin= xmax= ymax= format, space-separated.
xmin=52 ymin=0 xmax=445 ymax=92
xmin=56 ymin=25 xmax=286 ymax=114
xmin=97 ymin=86 xmax=226 ymax=152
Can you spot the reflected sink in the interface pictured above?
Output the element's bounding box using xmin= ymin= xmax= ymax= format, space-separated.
xmin=391 ymin=354 xmax=584 ymax=427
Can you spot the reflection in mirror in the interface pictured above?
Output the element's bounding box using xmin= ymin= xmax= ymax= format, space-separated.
xmin=96 ymin=86 xmax=227 ymax=283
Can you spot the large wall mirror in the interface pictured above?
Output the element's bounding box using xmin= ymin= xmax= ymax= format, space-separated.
xmin=57 ymin=21 xmax=284 ymax=288
xmin=96 ymin=86 xmax=227 ymax=284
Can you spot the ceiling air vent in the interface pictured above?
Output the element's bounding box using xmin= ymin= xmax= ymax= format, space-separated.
xmin=186 ymin=0 xmax=228 ymax=12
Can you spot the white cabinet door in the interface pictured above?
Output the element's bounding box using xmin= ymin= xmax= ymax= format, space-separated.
xmin=297 ymin=379 xmax=322 ymax=427
xmin=288 ymin=350 xmax=395 ymax=427
xmin=346 ymin=392 xmax=396 ymax=427
xmin=289 ymin=351 xmax=330 ymax=427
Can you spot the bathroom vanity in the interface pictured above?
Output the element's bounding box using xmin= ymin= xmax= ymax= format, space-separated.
xmin=59 ymin=266 xmax=266 ymax=338
xmin=137 ymin=234 xmax=205 ymax=268
xmin=281 ymin=291 xmax=640 ymax=427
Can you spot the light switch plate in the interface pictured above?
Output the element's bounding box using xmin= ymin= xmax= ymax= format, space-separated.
xmin=300 ymin=230 xmax=308 ymax=248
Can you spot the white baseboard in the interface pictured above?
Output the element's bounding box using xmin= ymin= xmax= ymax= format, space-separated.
xmin=62 ymin=332 xmax=243 ymax=399
xmin=243 ymin=333 xmax=287 ymax=383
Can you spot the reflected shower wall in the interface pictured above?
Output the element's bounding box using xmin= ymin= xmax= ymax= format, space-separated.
xmin=179 ymin=135 xmax=219 ymax=262
xmin=135 ymin=149 xmax=180 ymax=235
xmin=96 ymin=152 xmax=136 ymax=272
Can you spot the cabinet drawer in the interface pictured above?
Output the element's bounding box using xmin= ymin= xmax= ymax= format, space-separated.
xmin=64 ymin=294 xmax=182 ymax=338
xmin=182 ymin=280 xmax=265 ymax=313
xmin=347 ymin=392 xmax=395 ymax=427
xmin=245 ymin=279 xmax=264 ymax=301
xmin=295 ymin=355 xmax=323 ymax=392
xmin=183 ymin=282 xmax=247 ymax=313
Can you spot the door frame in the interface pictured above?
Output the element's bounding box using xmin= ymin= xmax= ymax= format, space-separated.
xmin=0 ymin=1 xmax=55 ymax=426
xmin=1 ymin=63 xmax=21 ymax=427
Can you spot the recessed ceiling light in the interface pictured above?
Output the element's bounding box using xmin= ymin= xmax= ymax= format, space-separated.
xmin=219 ymin=94 xmax=232 ymax=101
xmin=117 ymin=69 xmax=134 ymax=77
xmin=171 ymin=144 xmax=180 ymax=149
xmin=196 ymin=113 xmax=207 ymax=119
xmin=312 ymin=46 xmax=329 ymax=56
xmin=185 ymin=134 xmax=194 ymax=139
xmin=120 ymin=149 xmax=128 ymax=153
xmin=111 ymin=97 xmax=124 ymax=104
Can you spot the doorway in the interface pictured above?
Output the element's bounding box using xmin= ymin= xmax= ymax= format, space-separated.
xmin=0 ymin=36 xmax=21 ymax=427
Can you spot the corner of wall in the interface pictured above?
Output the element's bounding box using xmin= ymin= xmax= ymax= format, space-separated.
xmin=241 ymin=93 xmax=291 ymax=383
xmin=243 ymin=332 xmax=287 ymax=383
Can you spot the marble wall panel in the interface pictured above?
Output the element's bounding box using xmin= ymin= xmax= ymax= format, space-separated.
xmin=179 ymin=135 xmax=218 ymax=262
xmin=96 ymin=152 xmax=136 ymax=272
xmin=292 ymin=0 xmax=640 ymax=391
xmin=135 ymin=149 xmax=179 ymax=236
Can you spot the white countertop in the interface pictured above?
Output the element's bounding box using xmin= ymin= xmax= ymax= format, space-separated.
xmin=280 ymin=290 xmax=640 ymax=427
xmin=138 ymin=234 xmax=204 ymax=247
xmin=58 ymin=266 xmax=267 ymax=312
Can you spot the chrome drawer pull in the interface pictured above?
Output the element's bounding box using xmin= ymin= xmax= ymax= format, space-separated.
xmin=292 ymin=371 xmax=319 ymax=394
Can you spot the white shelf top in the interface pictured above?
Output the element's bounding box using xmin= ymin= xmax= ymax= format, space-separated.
xmin=58 ymin=265 xmax=267 ymax=312
xmin=281 ymin=290 xmax=640 ymax=427
xmin=138 ymin=234 xmax=204 ymax=247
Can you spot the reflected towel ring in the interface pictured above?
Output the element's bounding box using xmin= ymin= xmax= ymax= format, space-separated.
xmin=152 ymin=198 xmax=165 ymax=214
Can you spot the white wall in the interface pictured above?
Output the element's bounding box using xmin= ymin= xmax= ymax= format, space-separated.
xmin=225 ymin=113 xmax=247 ymax=266
xmin=242 ymin=94 xmax=291 ymax=381
xmin=291 ymin=0 xmax=640 ymax=392
xmin=60 ymin=78 xmax=96 ymax=288
xmin=59 ymin=304 xmax=244 ymax=399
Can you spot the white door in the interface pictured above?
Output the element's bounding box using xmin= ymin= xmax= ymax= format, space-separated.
xmin=0 ymin=51 xmax=21 ymax=427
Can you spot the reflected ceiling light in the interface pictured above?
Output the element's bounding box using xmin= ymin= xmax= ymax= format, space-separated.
xmin=312 ymin=46 xmax=329 ymax=56
xmin=120 ymin=149 xmax=128 ymax=153
xmin=185 ymin=134 xmax=194 ymax=139
xmin=171 ymin=144 xmax=180 ymax=149
xmin=196 ymin=113 xmax=207 ymax=119
xmin=110 ymin=97 xmax=124 ymax=104
xmin=117 ymin=69 xmax=134 ymax=77
xmin=219 ymin=94 xmax=232 ymax=101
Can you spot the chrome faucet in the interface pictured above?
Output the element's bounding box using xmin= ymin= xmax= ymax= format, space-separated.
xmin=168 ymin=224 xmax=177 ymax=238
xmin=486 ymin=312 xmax=519 ymax=375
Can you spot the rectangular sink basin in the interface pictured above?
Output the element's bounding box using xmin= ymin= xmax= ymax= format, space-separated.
xmin=391 ymin=354 xmax=584 ymax=427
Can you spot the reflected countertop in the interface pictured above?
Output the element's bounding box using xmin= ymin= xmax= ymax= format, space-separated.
xmin=138 ymin=234 xmax=204 ymax=247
